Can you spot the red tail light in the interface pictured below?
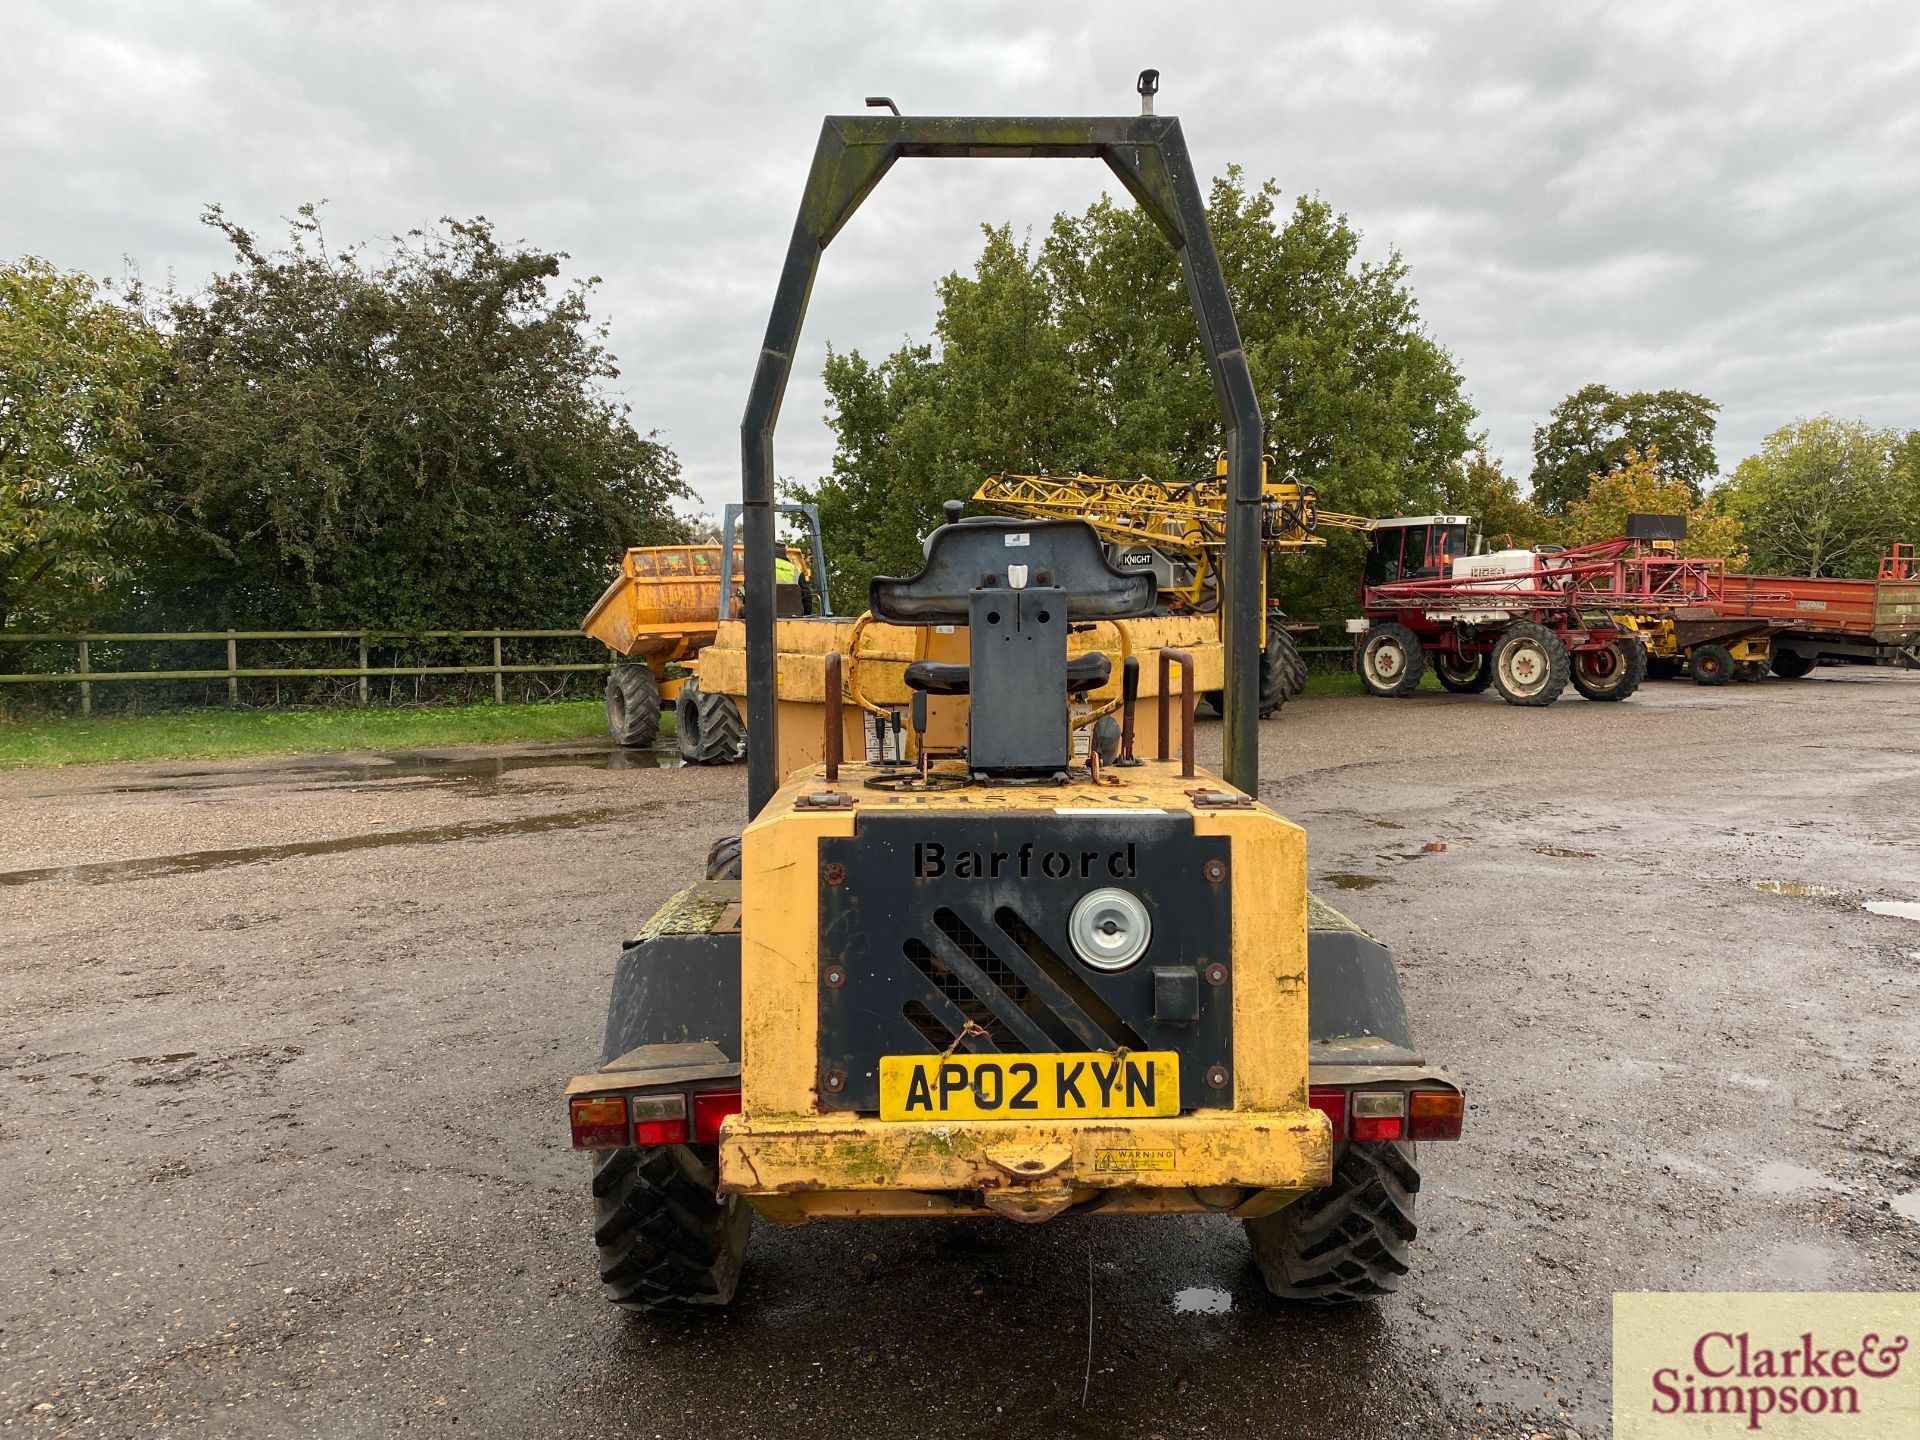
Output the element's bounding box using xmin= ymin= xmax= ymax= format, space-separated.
xmin=1349 ymin=1090 xmax=1406 ymax=1143
xmin=629 ymin=1094 xmax=688 ymax=1146
xmin=692 ymin=1089 xmax=741 ymax=1144
xmin=1308 ymin=1086 xmax=1347 ymax=1140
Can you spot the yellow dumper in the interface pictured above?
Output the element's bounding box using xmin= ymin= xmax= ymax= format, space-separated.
xmin=580 ymin=504 xmax=827 ymax=757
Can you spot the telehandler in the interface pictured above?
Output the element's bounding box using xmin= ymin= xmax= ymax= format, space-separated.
xmin=563 ymin=77 xmax=1463 ymax=1310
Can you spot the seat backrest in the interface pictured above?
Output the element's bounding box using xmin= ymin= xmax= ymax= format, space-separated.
xmin=869 ymin=518 xmax=1155 ymax=625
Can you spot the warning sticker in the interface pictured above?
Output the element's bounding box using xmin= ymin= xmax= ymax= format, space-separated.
xmin=1094 ymin=1148 xmax=1177 ymax=1173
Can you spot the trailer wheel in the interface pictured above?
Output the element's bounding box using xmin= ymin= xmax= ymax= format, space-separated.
xmin=1246 ymin=1141 xmax=1418 ymax=1303
xmin=1433 ymin=652 xmax=1493 ymax=694
xmin=605 ymin=665 xmax=662 ymax=748
xmin=1770 ymin=649 xmax=1816 ymax=679
xmin=706 ymin=835 xmax=742 ymax=881
xmin=676 ymin=678 xmax=745 ymax=764
xmin=592 ymin=1144 xmax=751 ymax=1312
xmin=1569 ymin=637 xmax=1646 ymax=702
xmin=1735 ymin=661 xmax=1767 ymax=682
xmin=1358 ymin=623 xmax=1424 ymax=697
xmin=1260 ymin=626 xmax=1309 ymax=715
xmin=1490 ymin=622 xmax=1570 ymax=706
xmin=1690 ymin=643 xmax=1733 ymax=686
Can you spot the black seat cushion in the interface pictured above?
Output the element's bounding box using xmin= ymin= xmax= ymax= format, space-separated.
xmin=902 ymin=652 xmax=1110 ymax=696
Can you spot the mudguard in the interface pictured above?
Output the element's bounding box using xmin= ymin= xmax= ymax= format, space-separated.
xmin=600 ymin=881 xmax=742 ymax=1065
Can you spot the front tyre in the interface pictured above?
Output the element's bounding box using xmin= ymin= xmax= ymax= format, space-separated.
xmin=593 ymin=1144 xmax=751 ymax=1312
xmin=1490 ymin=621 xmax=1570 ymax=706
xmin=1246 ymin=1141 xmax=1419 ymax=1303
xmin=1259 ymin=626 xmax=1309 ymax=716
xmin=605 ymin=664 xmax=662 ymax=748
xmin=1358 ymin=623 xmax=1424 ymax=697
xmin=1569 ymin=637 xmax=1646 ymax=701
xmin=1690 ymin=643 xmax=1734 ymax=686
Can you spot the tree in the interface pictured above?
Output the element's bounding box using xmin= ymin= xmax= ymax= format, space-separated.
xmin=137 ymin=206 xmax=690 ymax=631
xmin=798 ymin=172 xmax=1478 ymax=615
xmin=1561 ymin=446 xmax=1744 ymax=559
xmin=0 ymin=258 xmax=165 ymax=631
xmin=1432 ymin=449 xmax=1553 ymax=550
xmin=1530 ymin=384 xmax=1720 ymax=515
xmin=1718 ymin=417 xmax=1919 ymax=578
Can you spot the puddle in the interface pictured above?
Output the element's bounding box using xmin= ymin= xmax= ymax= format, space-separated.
xmin=1750 ymin=1162 xmax=1842 ymax=1197
xmin=1864 ymin=899 xmax=1920 ymax=921
xmin=0 ymin=804 xmax=655 ymax=888
xmin=1752 ymin=880 xmax=1842 ymax=898
xmin=1763 ymin=1241 xmax=1841 ymax=1286
xmin=1323 ymin=873 xmax=1386 ymax=891
xmin=1533 ymin=846 xmax=1596 ymax=859
xmin=1172 ymin=1286 xmax=1232 ymax=1315
xmin=99 ymin=745 xmax=682 ymax=795
xmin=1893 ymin=1193 xmax=1920 ymax=1224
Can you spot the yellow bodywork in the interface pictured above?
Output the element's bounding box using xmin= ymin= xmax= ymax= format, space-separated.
xmin=695 ymin=613 xmax=1226 ymax=777
xmin=718 ymin=757 xmax=1331 ymax=1224
xmin=1624 ymin=615 xmax=1772 ymax=667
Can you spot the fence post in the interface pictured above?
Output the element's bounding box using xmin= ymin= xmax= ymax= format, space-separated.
xmin=357 ymin=635 xmax=369 ymax=705
xmin=78 ymin=638 xmax=92 ymax=718
xmin=226 ymin=632 xmax=239 ymax=705
xmin=492 ymin=634 xmax=504 ymax=704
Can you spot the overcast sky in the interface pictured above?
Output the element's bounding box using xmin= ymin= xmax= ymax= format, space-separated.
xmin=5 ymin=1 xmax=1916 ymax=519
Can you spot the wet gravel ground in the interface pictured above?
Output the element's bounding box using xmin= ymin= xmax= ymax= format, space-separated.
xmin=4 ymin=671 xmax=1919 ymax=1438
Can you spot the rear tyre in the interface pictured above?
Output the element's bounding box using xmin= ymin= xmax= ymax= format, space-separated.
xmin=676 ymin=678 xmax=745 ymax=765
xmin=705 ymin=835 xmax=742 ymax=881
xmin=1259 ymin=626 xmax=1309 ymax=716
xmin=1433 ymin=651 xmax=1493 ymax=694
xmin=1357 ymin=623 xmax=1424 ymax=697
xmin=592 ymin=1144 xmax=751 ymax=1312
xmin=1246 ymin=1141 xmax=1418 ymax=1303
xmin=1690 ymin=643 xmax=1734 ymax=686
xmin=605 ymin=665 xmax=661 ymax=748
xmin=1735 ymin=661 xmax=1767 ymax=683
xmin=1490 ymin=621 xmax=1570 ymax=706
xmin=1569 ymin=637 xmax=1646 ymax=702
xmin=1770 ymin=648 xmax=1816 ymax=679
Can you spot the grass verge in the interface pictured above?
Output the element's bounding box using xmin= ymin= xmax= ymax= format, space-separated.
xmin=0 ymin=699 xmax=622 ymax=769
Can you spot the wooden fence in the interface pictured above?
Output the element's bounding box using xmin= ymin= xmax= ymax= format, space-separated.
xmin=0 ymin=623 xmax=1357 ymax=716
xmin=0 ymin=629 xmax=608 ymax=715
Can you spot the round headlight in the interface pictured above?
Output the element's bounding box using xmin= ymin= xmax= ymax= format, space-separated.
xmin=1067 ymin=887 xmax=1151 ymax=972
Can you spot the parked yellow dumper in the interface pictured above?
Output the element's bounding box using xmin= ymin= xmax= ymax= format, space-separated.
xmin=580 ymin=504 xmax=827 ymax=756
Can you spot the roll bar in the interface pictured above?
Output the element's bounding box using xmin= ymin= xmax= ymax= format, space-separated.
xmin=740 ymin=88 xmax=1264 ymax=815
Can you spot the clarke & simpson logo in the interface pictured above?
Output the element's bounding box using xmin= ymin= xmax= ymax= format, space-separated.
xmin=1614 ymin=1294 xmax=1918 ymax=1438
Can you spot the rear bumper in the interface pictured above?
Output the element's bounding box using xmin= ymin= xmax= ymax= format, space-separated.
xmin=717 ymin=1105 xmax=1331 ymax=1222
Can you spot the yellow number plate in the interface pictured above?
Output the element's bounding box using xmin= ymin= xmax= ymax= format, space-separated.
xmin=877 ymin=1052 xmax=1180 ymax=1121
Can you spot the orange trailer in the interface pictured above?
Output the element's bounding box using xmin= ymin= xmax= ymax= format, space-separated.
xmin=1719 ymin=546 xmax=1920 ymax=675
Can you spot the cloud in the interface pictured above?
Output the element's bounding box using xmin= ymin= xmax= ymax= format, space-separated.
xmin=3 ymin=0 xmax=1915 ymax=518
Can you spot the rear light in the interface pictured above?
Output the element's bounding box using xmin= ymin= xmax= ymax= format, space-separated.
xmin=1308 ymin=1085 xmax=1347 ymax=1140
xmin=1409 ymin=1087 xmax=1464 ymax=1141
xmin=629 ymin=1094 xmax=688 ymax=1146
xmin=692 ymin=1089 xmax=741 ymax=1144
xmin=1349 ymin=1090 xmax=1406 ymax=1143
xmin=569 ymin=1095 xmax=628 ymax=1150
